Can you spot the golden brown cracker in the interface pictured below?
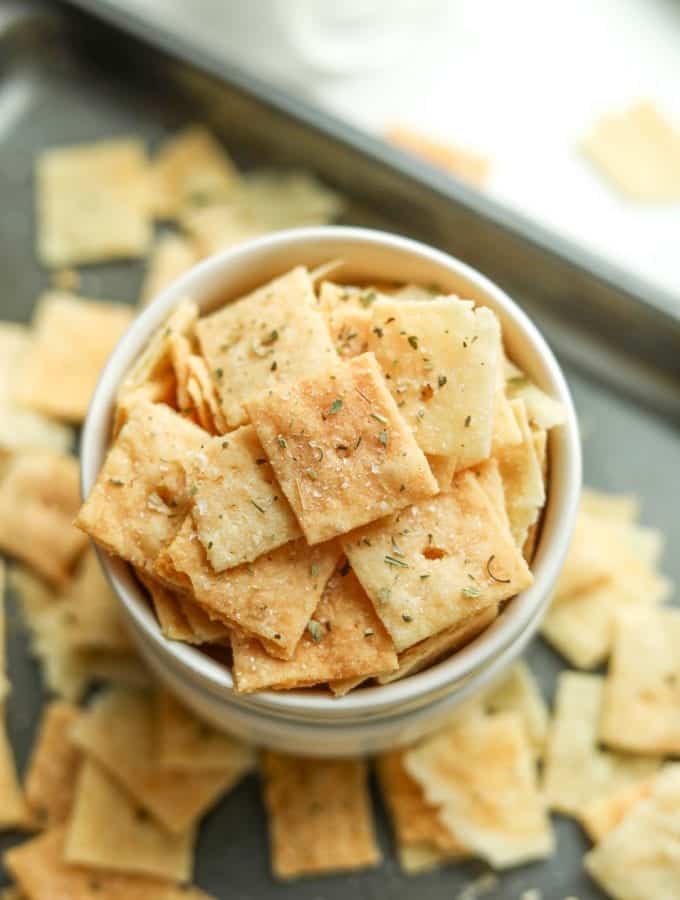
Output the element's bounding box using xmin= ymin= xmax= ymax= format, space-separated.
xmin=0 ymin=714 xmax=30 ymax=830
xmin=495 ymin=398 xmax=545 ymax=547
xmin=317 ymin=282 xmax=376 ymax=358
xmin=24 ymin=700 xmax=82 ymax=827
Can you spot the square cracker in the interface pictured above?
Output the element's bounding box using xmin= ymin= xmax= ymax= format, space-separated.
xmin=262 ymin=752 xmax=380 ymax=880
xmin=164 ymin=518 xmax=339 ymax=658
xmin=405 ymin=710 xmax=554 ymax=869
xmin=24 ymin=700 xmax=82 ymax=827
xmin=182 ymin=353 xmax=228 ymax=435
xmin=581 ymin=101 xmax=680 ymax=201
xmin=157 ymin=691 xmax=255 ymax=774
xmin=65 ymin=760 xmax=195 ymax=882
xmin=426 ymin=454 xmax=457 ymax=492
xmin=483 ymin=661 xmax=548 ymax=758
xmin=186 ymin=426 xmax=301 ymax=571
xmin=0 ymin=713 xmax=30 ymax=830
xmin=139 ymin=234 xmax=199 ymax=306
xmin=584 ymin=765 xmax=680 ymax=900
xmin=506 ymin=370 xmax=566 ymax=430
xmin=367 ymin=298 xmax=500 ymax=460
xmin=36 ymin=138 xmax=151 ymax=266
xmin=0 ymin=450 xmax=87 ymax=586
xmin=317 ymin=282 xmax=378 ymax=358
xmin=230 ymin=568 xmax=397 ymax=693
xmin=343 ymin=470 xmax=532 ymax=652
xmin=542 ymin=672 xmax=659 ymax=818
xmin=196 ymin=266 xmax=337 ymax=428
xmin=76 ymin=402 xmax=208 ymax=574
xmin=599 ymin=607 xmax=680 ymax=755
xmin=71 ymin=688 xmax=243 ymax=834
xmin=581 ymin=775 xmax=657 ymax=844
xmin=137 ymin=571 xmax=227 ymax=644
xmin=248 ymin=352 xmax=437 ymax=544
xmin=4 ymin=827 xmax=177 ymax=900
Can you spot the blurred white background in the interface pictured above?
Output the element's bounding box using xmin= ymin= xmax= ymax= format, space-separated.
xmin=116 ymin=0 xmax=680 ymax=299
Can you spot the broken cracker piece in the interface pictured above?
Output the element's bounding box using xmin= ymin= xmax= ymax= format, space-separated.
xmin=495 ymin=398 xmax=545 ymax=547
xmin=484 ymin=661 xmax=548 ymax=758
xmin=140 ymin=234 xmax=199 ymax=306
xmin=581 ymin=775 xmax=657 ymax=844
xmin=24 ymin=700 xmax=82 ymax=828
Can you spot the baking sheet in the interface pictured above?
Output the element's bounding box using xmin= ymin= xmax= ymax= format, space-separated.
xmin=1 ymin=3 xmax=679 ymax=897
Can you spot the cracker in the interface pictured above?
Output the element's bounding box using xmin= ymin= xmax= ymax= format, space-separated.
xmin=0 ymin=322 xmax=73 ymax=455
xmin=317 ymin=282 xmax=376 ymax=358
xmin=71 ymin=688 xmax=244 ymax=833
xmin=65 ymin=760 xmax=195 ymax=881
xmin=472 ymin=457 xmax=510 ymax=530
xmin=580 ymin=488 xmax=639 ymax=524
xmin=9 ymin=565 xmax=59 ymax=631
xmin=484 ymin=662 xmax=548 ymax=757
xmin=76 ymin=402 xmax=208 ymax=574
xmin=37 ymin=138 xmax=151 ymax=266
xmin=552 ymin=507 xmax=619 ymax=600
xmin=5 ymin=827 xmax=177 ymax=900
xmin=262 ymin=752 xmax=380 ymax=879
xmin=581 ymin=775 xmax=657 ymax=844
xmin=367 ymin=298 xmax=500 ymax=460
xmin=426 ymin=454 xmax=457 ymax=492
xmin=599 ymin=607 xmax=680 ymax=754
xmin=248 ymin=352 xmax=437 ymax=544
xmin=0 ymin=450 xmax=87 ymax=586
xmin=176 ymin=596 xmax=230 ymax=643
xmin=581 ymin=101 xmax=680 ymax=201
xmin=405 ymin=711 xmax=554 ymax=868
xmin=196 ymin=266 xmax=337 ymax=428
xmin=230 ymin=568 xmax=397 ymax=692
xmin=584 ymin=764 xmax=680 ymax=900
xmin=150 ymin=126 xmax=239 ymax=218
xmin=495 ymin=398 xmax=545 ymax=547
xmin=183 ymin=353 xmax=228 ymax=434
xmin=343 ymin=470 xmax=532 ymax=651
xmin=377 ymin=605 xmax=498 ymax=684
xmin=0 ymin=713 xmax=30 ymax=830
xmin=0 ymin=560 xmax=6 ymax=701
xmin=165 ymin=519 xmax=339 ymax=658
xmin=491 ymin=385 xmax=523 ymax=452
xmin=377 ymin=750 xmax=468 ymax=866
xmin=16 ymin=293 xmax=134 ymax=422
xmin=180 ymin=205 xmax=264 ymax=258
xmin=186 ymin=426 xmax=301 ymax=571
xmin=506 ymin=371 xmax=566 ymax=430
xmin=386 ymin=126 xmax=489 ymax=185
xmin=140 ymin=234 xmax=199 ymax=306
xmin=24 ymin=700 xmax=82 ymax=827
xmin=543 ymin=672 xmax=660 ymax=818
xmin=157 ymin=691 xmax=255 ymax=774
xmin=137 ymin=571 xmax=196 ymax=642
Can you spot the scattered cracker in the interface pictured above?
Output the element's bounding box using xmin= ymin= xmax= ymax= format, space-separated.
xmin=0 ymin=712 xmax=30 ymax=830
xmin=71 ymin=688 xmax=244 ymax=833
xmin=495 ymin=398 xmax=545 ymax=547
xmin=581 ymin=101 xmax=680 ymax=201
xmin=386 ymin=126 xmax=489 ymax=186
xmin=248 ymin=352 xmax=437 ymax=544
xmin=181 ymin=205 xmax=264 ymax=258
xmin=16 ymin=293 xmax=133 ymax=422
xmin=262 ymin=752 xmax=380 ymax=879
xmin=484 ymin=661 xmax=548 ymax=757
xmin=157 ymin=691 xmax=255 ymax=774
xmin=230 ymin=568 xmax=397 ymax=692
xmin=426 ymin=454 xmax=457 ymax=492
xmin=5 ymin=827 xmax=177 ymax=900
xmin=187 ymin=426 xmax=301 ymax=571
xmin=581 ymin=775 xmax=657 ymax=844
xmin=584 ymin=764 xmax=680 ymax=900
xmin=0 ymin=450 xmax=87 ymax=586
xmin=150 ymin=126 xmax=239 ymax=219
xmin=75 ymin=402 xmax=208 ymax=575
xmin=472 ymin=457 xmax=510 ymax=531
xmin=140 ymin=234 xmax=199 ymax=306
xmin=343 ymin=470 xmax=532 ymax=652
xmin=165 ymin=519 xmax=339 ymax=658
xmin=543 ymin=672 xmax=659 ymax=818
xmin=317 ymin=282 xmax=376 ymax=358
xmin=405 ymin=711 xmax=554 ymax=868
xmin=65 ymin=760 xmax=195 ymax=881
xmin=196 ymin=266 xmax=337 ymax=428
xmin=367 ymin=298 xmax=500 ymax=461
xmin=599 ymin=607 xmax=680 ymax=755
xmin=24 ymin=700 xmax=82 ymax=827
xmin=579 ymin=488 xmax=639 ymax=524
xmin=36 ymin=138 xmax=151 ymax=266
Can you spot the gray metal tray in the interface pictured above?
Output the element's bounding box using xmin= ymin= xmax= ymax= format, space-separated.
xmin=1 ymin=2 xmax=679 ymax=897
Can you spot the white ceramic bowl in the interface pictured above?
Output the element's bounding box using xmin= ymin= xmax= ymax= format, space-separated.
xmin=81 ymin=226 xmax=581 ymax=756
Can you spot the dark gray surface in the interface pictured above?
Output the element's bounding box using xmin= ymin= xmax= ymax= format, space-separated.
xmin=1 ymin=3 xmax=679 ymax=898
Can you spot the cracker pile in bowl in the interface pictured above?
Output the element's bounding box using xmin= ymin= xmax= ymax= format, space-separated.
xmin=77 ymin=267 xmax=565 ymax=695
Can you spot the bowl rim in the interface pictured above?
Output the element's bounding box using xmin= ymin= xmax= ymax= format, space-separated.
xmin=81 ymin=225 xmax=581 ymax=719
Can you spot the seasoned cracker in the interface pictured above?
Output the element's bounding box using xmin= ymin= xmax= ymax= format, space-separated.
xmin=230 ymin=568 xmax=397 ymax=692
xmin=599 ymin=607 xmax=680 ymax=754
xmin=165 ymin=518 xmax=339 ymax=658
xmin=317 ymin=282 xmax=376 ymax=358
xmin=367 ymin=298 xmax=500 ymax=460
xmin=248 ymin=352 xmax=437 ymax=544
xmin=506 ymin=370 xmax=566 ymax=430
xmin=37 ymin=138 xmax=151 ymax=266
xmin=491 ymin=385 xmax=522 ymax=453
xmin=343 ymin=470 xmax=532 ymax=651
xmin=584 ymin=765 xmax=680 ymax=900
xmin=581 ymin=775 xmax=657 ymax=844
xmin=157 ymin=691 xmax=255 ymax=774
xmin=0 ymin=560 xmax=6 ymax=701
xmin=65 ymin=760 xmax=195 ymax=881
xmin=140 ymin=234 xmax=199 ymax=306
xmin=543 ymin=672 xmax=659 ymax=818
xmin=186 ymin=426 xmax=301 ymax=571
xmin=196 ymin=266 xmax=337 ymax=428
xmin=426 ymin=454 xmax=457 ymax=492
xmin=0 ymin=713 xmax=29 ymax=830
xmin=181 ymin=205 xmax=264 ymax=258
xmin=262 ymin=752 xmax=380 ymax=879
xmin=405 ymin=711 xmax=554 ymax=868
xmin=0 ymin=450 xmax=87 ymax=586
xmin=137 ymin=571 xmax=195 ymax=642
xmin=183 ymin=353 xmax=228 ymax=434
xmin=472 ymin=457 xmax=510 ymax=530
xmin=24 ymin=700 xmax=82 ymax=827
xmin=76 ymin=402 xmax=208 ymax=574
xmin=495 ymin=398 xmax=545 ymax=547
xmin=484 ymin=662 xmax=548 ymax=757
